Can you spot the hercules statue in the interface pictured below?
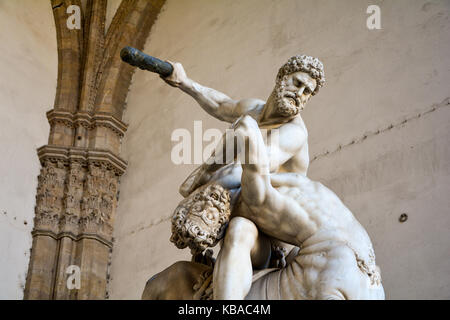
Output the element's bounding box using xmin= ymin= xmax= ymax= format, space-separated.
xmin=128 ymin=53 xmax=385 ymax=300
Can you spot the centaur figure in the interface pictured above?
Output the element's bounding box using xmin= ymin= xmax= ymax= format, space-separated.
xmin=141 ymin=56 xmax=384 ymax=300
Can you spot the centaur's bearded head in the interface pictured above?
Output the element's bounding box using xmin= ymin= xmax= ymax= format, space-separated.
xmin=170 ymin=183 xmax=231 ymax=253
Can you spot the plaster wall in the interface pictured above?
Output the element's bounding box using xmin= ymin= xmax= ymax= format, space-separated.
xmin=0 ymin=0 xmax=57 ymax=299
xmin=109 ymin=0 xmax=450 ymax=299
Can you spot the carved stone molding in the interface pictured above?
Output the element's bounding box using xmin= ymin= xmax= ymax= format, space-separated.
xmin=37 ymin=145 xmax=128 ymax=176
xmin=33 ymin=155 xmax=121 ymax=245
xmin=47 ymin=110 xmax=129 ymax=138
xmin=34 ymin=159 xmax=67 ymax=235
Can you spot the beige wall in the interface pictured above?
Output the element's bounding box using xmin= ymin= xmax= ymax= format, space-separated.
xmin=0 ymin=0 xmax=57 ymax=299
xmin=1 ymin=0 xmax=447 ymax=301
xmin=107 ymin=0 xmax=449 ymax=299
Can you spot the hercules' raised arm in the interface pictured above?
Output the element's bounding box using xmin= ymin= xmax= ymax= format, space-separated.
xmin=161 ymin=62 xmax=265 ymax=123
xmin=233 ymin=116 xmax=300 ymax=222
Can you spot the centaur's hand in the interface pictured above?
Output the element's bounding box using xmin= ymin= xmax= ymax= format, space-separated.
xmin=161 ymin=61 xmax=189 ymax=88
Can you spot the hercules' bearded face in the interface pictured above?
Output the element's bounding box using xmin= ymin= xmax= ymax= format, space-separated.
xmin=274 ymin=71 xmax=317 ymax=117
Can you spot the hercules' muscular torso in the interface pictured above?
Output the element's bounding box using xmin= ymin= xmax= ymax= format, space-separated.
xmin=262 ymin=116 xmax=309 ymax=175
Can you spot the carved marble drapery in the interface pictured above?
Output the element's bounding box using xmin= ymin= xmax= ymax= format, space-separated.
xmin=24 ymin=0 xmax=165 ymax=299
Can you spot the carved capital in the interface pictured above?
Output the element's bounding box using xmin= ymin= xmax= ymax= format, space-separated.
xmin=34 ymin=159 xmax=67 ymax=234
xmin=33 ymin=146 xmax=123 ymax=243
xmin=79 ymin=162 xmax=118 ymax=241
xmin=37 ymin=145 xmax=127 ymax=176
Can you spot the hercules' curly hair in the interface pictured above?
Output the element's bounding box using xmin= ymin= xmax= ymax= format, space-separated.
xmin=276 ymin=55 xmax=325 ymax=96
xmin=170 ymin=183 xmax=231 ymax=254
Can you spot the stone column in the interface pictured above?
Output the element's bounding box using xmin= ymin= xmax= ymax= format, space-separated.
xmin=24 ymin=0 xmax=165 ymax=299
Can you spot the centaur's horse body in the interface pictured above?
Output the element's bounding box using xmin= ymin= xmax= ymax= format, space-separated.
xmin=143 ymin=242 xmax=384 ymax=300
